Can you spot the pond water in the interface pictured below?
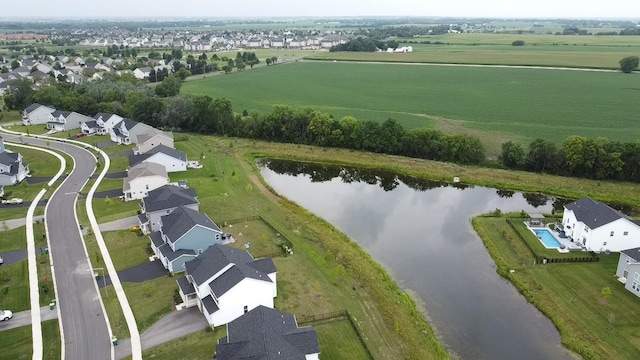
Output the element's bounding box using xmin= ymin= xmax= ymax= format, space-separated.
xmin=258 ymin=159 xmax=574 ymax=360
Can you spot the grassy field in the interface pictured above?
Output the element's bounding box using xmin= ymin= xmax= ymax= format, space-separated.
xmin=0 ymin=324 xmax=32 ymax=360
xmin=182 ymin=61 xmax=640 ymax=151
xmin=0 ymin=260 xmax=29 ymax=312
xmin=42 ymin=319 xmax=61 ymax=360
xmin=473 ymin=216 xmax=640 ymax=359
xmin=313 ymin=318 xmax=371 ymax=360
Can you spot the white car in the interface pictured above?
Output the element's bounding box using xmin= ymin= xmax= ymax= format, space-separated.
xmin=0 ymin=310 xmax=12 ymax=321
xmin=3 ymin=198 xmax=24 ymax=205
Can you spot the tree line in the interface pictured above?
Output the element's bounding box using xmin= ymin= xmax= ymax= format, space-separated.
xmin=6 ymin=75 xmax=640 ymax=184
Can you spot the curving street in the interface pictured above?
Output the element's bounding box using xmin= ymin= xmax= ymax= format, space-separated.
xmin=2 ymin=134 xmax=112 ymax=359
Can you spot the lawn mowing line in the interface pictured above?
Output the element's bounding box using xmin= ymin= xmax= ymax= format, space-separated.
xmin=3 ymin=141 xmax=66 ymax=360
xmin=86 ymin=145 xmax=143 ymax=360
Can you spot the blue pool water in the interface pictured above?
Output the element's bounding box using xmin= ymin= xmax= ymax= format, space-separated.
xmin=533 ymin=229 xmax=562 ymax=248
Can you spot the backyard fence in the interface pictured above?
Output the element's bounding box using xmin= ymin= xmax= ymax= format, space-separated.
xmin=506 ymin=218 xmax=599 ymax=264
xmin=220 ymin=215 xmax=294 ymax=257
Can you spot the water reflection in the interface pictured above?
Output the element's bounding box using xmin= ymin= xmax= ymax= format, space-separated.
xmin=259 ymin=159 xmax=575 ymax=360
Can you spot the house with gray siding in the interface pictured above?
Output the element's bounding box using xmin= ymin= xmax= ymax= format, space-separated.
xmin=151 ymin=206 xmax=224 ymax=273
xmin=138 ymin=185 xmax=199 ymax=234
xmin=22 ymin=103 xmax=55 ymax=126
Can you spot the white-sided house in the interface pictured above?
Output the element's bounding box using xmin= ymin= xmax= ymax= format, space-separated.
xmin=133 ymin=132 xmax=174 ymax=155
xmin=216 ymin=305 xmax=320 ymax=360
xmin=138 ymin=184 xmax=199 ymax=234
xmin=110 ymin=119 xmax=159 ymax=145
xmin=93 ymin=112 xmax=124 ymax=134
xmin=178 ymin=244 xmax=277 ymax=328
xmin=151 ymin=206 xmax=225 ymax=274
xmin=22 ymin=103 xmax=55 ymax=126
xmin=0 ymin=137 xmax=29 ymax=186
xmin=133 ymin=67 xmax=152 ymax=80
xmin=128 ymin=144 xmax=187 ymax=173
xmin=562 ymin=198 xmax=640 ymax=252
xmin=615 ymin=247 xmax=640 ymax=298
xmin=47 ymin=111 xmax=92 ymax=132
xmin=122 ymin=162 xmax=169 ymax=201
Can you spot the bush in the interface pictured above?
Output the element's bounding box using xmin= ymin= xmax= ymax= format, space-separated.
xmin=512 ymin=40 xmax=525 ymax=46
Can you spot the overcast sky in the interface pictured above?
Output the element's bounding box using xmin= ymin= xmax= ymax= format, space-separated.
xmin=3 ymin=0 xmax=640 ymax=19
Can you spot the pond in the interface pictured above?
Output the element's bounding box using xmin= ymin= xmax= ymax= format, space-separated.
xmin=258 ymin=159 xmax=574 ymax=360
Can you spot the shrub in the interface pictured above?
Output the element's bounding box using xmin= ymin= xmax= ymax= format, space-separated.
xmin=512 ymin=40 xmax=525 ymax=46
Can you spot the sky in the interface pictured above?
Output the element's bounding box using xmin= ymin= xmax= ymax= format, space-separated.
xmin=3 ymin=0 xmax=640 ymax=20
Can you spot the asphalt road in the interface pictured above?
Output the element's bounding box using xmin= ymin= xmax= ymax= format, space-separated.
xmin=3 ymin=135 xmax=112 ymax=360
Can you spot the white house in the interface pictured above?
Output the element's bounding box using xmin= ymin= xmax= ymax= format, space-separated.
xmin=95 ymin=113 xmax=124 ymax=133
xmin=133 ymin=132 xmax=174 ymax=155
xmin=177 ymin=244 xmax=277 ymax=328
xmin=216 ymin=306 xmax=320 ymax=360
xmin=110 ymin=119 xmax=158 ymax=145
xmin=615 ymin=247 xmax=640 ymax=298
xmin=22 ymin=103 xmax=55 ymax=126
xmin=138 ymin=185 xmax=199 ymax=234
xmin=47 ymin=111 xmax=93 ymax=132
xmin=128 ymin=144 xmax=188 ymax=173
xmin=122 ymin=162 xmax=170 ymax=201
xmin=562 ymin=198 xmax=640 ymax=252
xmin=0 ymin=137 xmax=29 ymax=186
xmin=133 ymin=67 xmax=152 ymax=80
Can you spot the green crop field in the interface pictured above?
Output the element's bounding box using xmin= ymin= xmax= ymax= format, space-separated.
xmin=182 ymin=61 xmax=640 ymax=146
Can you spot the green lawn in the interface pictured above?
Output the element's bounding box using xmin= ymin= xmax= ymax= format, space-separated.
xmin=132 ymin=329 xmax=223 ymax=360
xmin=42 ymin=319 xmax=61 ymax=360
xmin=123 ymin=276 xmax=178 ymax=332
xmin=473 ymin=216 xmax=640 ymax=359
xmin=314 ymin=319 xmax=371 ymax=360
xmin=0 ymin=260 xmax=30 ymax=312
xmin=0 ymin=225 xmax=28 ymax=253
xmin=100 ymin=230 xmax=150 ymax=271
xmin=182 ymin=62 xmax=640 ymax=148
xmin=0 ymin=324 xmax=32 ymax=360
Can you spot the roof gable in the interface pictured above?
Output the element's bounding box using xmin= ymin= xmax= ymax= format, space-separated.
xmin=565 ymin=197 xmax=630 ymax=229
xmin=160 ymin=206 xmax=220 ymax=244
xmin=142 ymin=185 xmax=198 ymax=213
xmin=622 ymin=247 xmax=640 ymax=262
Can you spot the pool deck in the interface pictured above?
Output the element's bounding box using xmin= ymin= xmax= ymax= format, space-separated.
xmin=525 ymin=222 xmax=585 ymax=253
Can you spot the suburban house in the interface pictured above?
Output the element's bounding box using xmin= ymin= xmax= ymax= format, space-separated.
xmin=110 ymin=118 xmax=159 ymax=145
xmin=216 ymin=305 xmax=320 ymax=360
xmin=138 ymin=185 xmax=199 ymax=233
xmin=616 ymin=247 xmax=640 ymax=298
xmin=22 ymin=103 xmax=55 ymax=126
xmin=47 ymin=110 xmax=93 ymax=132
xmin=562 ymin=197 xmax=640 ymax=252
xmin=80 ymin=120 xmax=103 ymax=135
xmin=133 ymin=132 xmax=174 ymax=155
xmin=128 ymin=144 xmax=188 ymax=173
xmin=133 ymin=66 xmax=152 ymax=80
xmin=150 ymin=206 xmax=225 ymax=273
xmin=122 ymin=162 xmax=170 ymax=201
xmin=94 ymin=112 xmax=124 ymax=133
xmin=0 ymin=136 xmax=29 ymax=186
xmin=177 ymin=244 xmax=277 ymax=328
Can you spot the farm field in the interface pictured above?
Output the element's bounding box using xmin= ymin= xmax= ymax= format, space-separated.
xmin=182 ymin=61 xmax=640 ymax=147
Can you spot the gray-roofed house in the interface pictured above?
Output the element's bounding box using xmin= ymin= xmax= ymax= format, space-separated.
xmin=151 ymin=206 xmax=225 ymax=273
xmin=22 ymin=103 xmax=56 ymax=126
xmin=562 ymin=197 xmax=640 ymax=252
xmin=216 ymin=305 xmax=320 ymax=360
xmin=133 ymin=132 xmax=174 ymax=155
xmin=615 ymin=247 xmax=640 ymax=298
xmin=133 ymin=66 xmax=152 ymax=80
xmin=109 ymin=118 xmax=160 ymax=145
xmin=93 ymin=112 xmax=124 ymax=133
xmin=122 ymin=162 xmax=170 ymax=201
xmin=128 ymin=144 xmax=188 ymax=173
xmin=138 ymin=184 xmax=198 ymax=233
xmin=47 ymin=110 xmax=93 ymax=132
xmin=178 ymin=244 xmax=277 ymax=328
xmin=0 ymin=136 xmax=29 ymax=186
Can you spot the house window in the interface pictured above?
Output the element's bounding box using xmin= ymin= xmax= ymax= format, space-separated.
xmin=635 ymin=272 xmax=640 ymax=281
xmin=584 ymin=226 xmax=589 ymax=233
xmin=146 ymin=184 xmax=149 ymax=190
xmin=624 ymin=270 xmax=629 ymax=279
xmin=633 ymin=281 xmax=640 ymax=293
xmin=166 ymin=210 xmax=171 ymax=214
xmin=603 ymin=242 xmax=607 ymax=246
xmin=244 ymin=305 xmax=248 ymax=313
xmin=624 ymin=231 xmax=629 ymax=236
xmin=610 ymin=231 xmax=614 ymax=237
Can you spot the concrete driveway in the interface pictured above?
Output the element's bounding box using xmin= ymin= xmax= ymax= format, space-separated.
xmin=115 ymin=307 xmax=208 ymax=359
xmin=0 ymin=306 xmax=59 ymax=332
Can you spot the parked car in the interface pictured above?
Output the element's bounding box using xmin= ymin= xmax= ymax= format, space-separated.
xmin=0 ymin=256 xmax=3 ymax=265
xmin=0 ymin=310 xmax=12 ymax=321
xmin=76 ymin=133 xmax=87 ymax=138
xmin=2 ymin=198 xmax=24 ymax=205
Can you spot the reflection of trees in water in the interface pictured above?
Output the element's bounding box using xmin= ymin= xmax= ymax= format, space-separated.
xmin=496 ymin=189 xmax=514 ymax=198
xmin=522 ymin=192 xmax=550 ymax=208
xmin=263 ymin=159 xmax=448 ymax=192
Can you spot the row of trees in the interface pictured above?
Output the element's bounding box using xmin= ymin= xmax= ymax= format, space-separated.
xmin=501 ymin=137 xmax=640 ymax=182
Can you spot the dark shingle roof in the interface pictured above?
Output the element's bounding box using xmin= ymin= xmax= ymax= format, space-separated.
xmin=138 ymin=213 xmax=149 ymax=224
xmin=185 ymin=244 xmax=255 ymax=286
xmin=622 ymin=247 xmax=640 ymax=262
xmin=565 ymin=198 xmax=629 ymax=229
xmin=51 ymin=110 xmax=72 ymax=118
xmin=142 ymin=185 xmax=198 ymax=213
xmin=159 ymin=244 xmax=196 ymax=262
xmin=248 ymin=258 xmax=277 ymax=275
xmin=149 ymin=231 xmax=165 ymax=248
xmin=24 ymin=103 xmax=45 ymax=113
xmin=209 ymin=266 xmax=246 ymax=297
xmin=177 ymin=276 xmax=195 ymax=295
xmin=93 ymin=112 xmax=112 ymax=120
xmin=216 ymin=306 xmax=319 ymax=360
xmin=202 ymin=295 xmax=219 ymax=315
xmin=129 ymin=144 xmax=187 ymax=168
xmin=114 ymin=118 xmax=139 ymax=133
xmin=0 ymin=152 xmax=18 ymax=166
xmin=83 ymin=120 xmax=98 ymax=128
xmin=160 ymin=206 xmax=221 ymax=245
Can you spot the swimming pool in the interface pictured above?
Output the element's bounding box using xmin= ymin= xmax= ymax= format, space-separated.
xmin=533 ymin=229 xmax=562 ymax=248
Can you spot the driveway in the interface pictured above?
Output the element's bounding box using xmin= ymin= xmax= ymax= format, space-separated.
xmin=104 ymin=171 xmax=127 ymax=179
xmin=98 ymin=260 xmax=167 ymax=288
xmin=94 ymin=189 xmax=124 ymax=199
xmin=115 ymin=307 xmax=207 ymax=360
xmin=0 ymin=249 xmax=27 ymax=266
xmin=98 ymin=216 xmax=140 ymax=232
xmin=0 ymin=216 xmax=45 ymax=231
xmin=0 ymin=306 xmax=59 ymax=332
